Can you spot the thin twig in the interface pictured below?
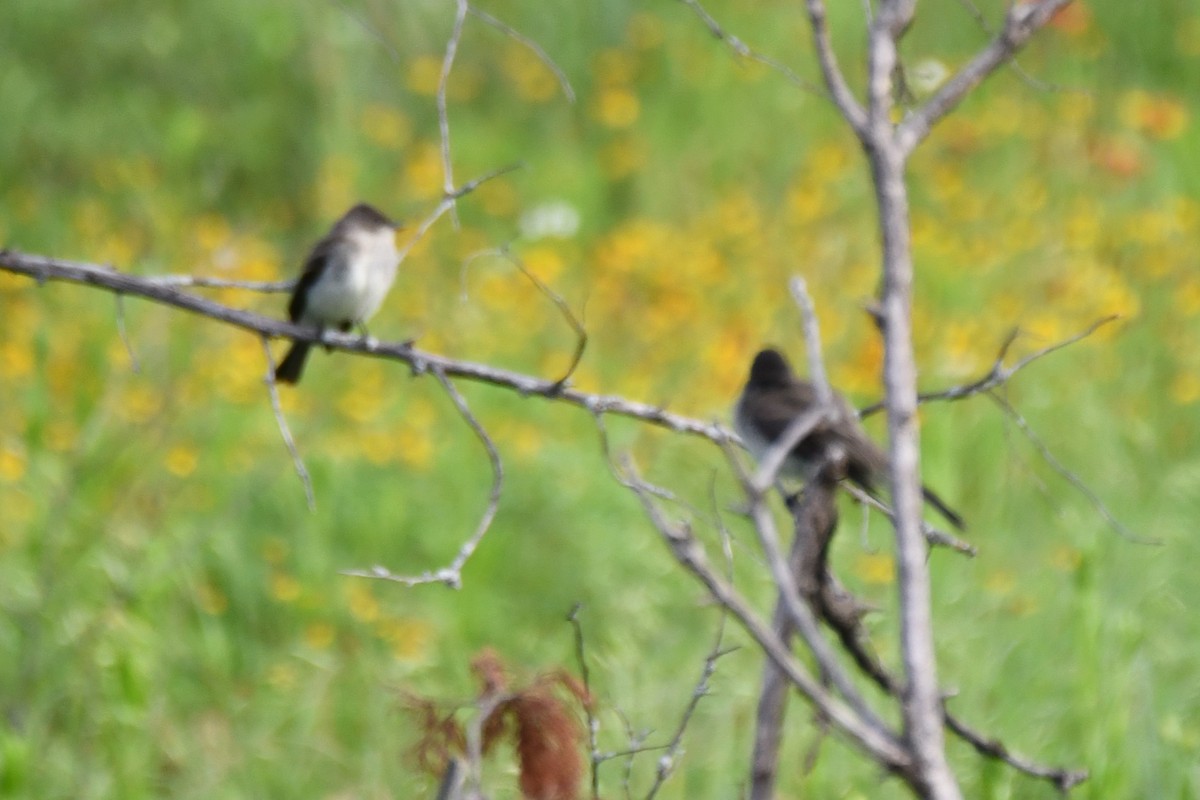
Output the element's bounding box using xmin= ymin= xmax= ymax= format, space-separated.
xmin=987 ymin=390 xmax=1159 ymax=545
xmin=943 ymin=711 xmax=1089 ymax=791
xmin=344 ymin=367 xmax=505 ymax=586
xmin=819 ymin=583 xmax=1091 ymax=791
xmin=142 ymin=275 xmax=295 ymax=292
xmin=459 ymin=246 xmax=587 ymax=387
xmin=860 ymin=315 xmax=1121 ymax=417
xmin=113 ymin=294 xmax=141 ymax=373
xmin=260 ymin=336 xmax=315 ymax=511
xmin=645 ymin=616 xmax=736 ymax=798
xmin=615 ymin=713 xmax=651 ymax=800
xmin=567 ymin=604 xmax=602 ymax=800
xmin=842 ymin=483 xmax=976 ymax=556
xmin=790 ymin=276 xmax=832 ymax=405
xmin=750 ymin=406 xmax=830 ymax=496
xmin=438 ymin=0 xmax=470 ymax=225
xmin=896 ymin=0 xmax=1076 ymax=154
xmin=468 ymin=5 xmax=576 ymax=102
xmin=333 ymin=0 xmax=402 ymax=64
xmin=617 ymin=455 xmax=911 ymax=770
xmin=397 ymin=163 xmax=525 ymax=266
xmin=463 ymin=690 xmax=511 ymax=798
xmin=953 ymin=0 xmax=1080 ymax=94
xmin=802 ymin=0 xmax=868 ymax=136
xmin=676 ymin=0 xmax=821 ymax=95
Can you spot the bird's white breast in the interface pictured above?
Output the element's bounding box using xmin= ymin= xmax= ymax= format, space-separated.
xmin=303 ymin=227 xmax=399 ymax=326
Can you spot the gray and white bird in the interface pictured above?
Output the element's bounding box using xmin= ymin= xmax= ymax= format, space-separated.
xmin=733 ymin=347 xmax=965 ymax=530
xmin=275 ymin=203 xmax=402 ymax=384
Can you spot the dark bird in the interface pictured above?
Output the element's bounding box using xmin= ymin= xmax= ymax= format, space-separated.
xmin=275 ymin=203 xmax=402 ymax=384
xmin=733 ymin=347 xmax=965 ymax=530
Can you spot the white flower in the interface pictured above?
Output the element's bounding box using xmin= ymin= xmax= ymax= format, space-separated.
xmin=911 ymin=58 xmax=949 ymax=94
xmin=519 ymin=200 xmax=581 ymax=240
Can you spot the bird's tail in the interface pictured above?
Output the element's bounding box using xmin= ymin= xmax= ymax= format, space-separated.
xmin=921 ymin=485 xmax=966 ymax=531
xmin=275 ymin=342 xmax=311 ymax=385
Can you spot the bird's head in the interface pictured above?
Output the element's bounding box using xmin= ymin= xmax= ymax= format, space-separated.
xmin=748 ymin=348 xmax=795 ymax=387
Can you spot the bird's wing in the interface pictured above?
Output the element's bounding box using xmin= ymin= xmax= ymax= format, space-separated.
xmin=744 ymin=379 xmax=823 ymax=441
xmin=288 ymin=236 xmax=339 ymax=322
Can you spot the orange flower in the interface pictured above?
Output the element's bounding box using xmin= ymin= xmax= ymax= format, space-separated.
xmin=1088 ymin=136 xmax=1144 ymax=179
xmin=1048 ymin=2 xmax=1091 ymax=36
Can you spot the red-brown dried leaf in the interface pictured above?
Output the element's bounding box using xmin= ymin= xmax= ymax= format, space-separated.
xmin=402 ymin=692 xmax=465 ymax=776
xmin=471 ymin=647 xmax=509 ymax=695
xmin=508 ymin=684 xmax=584 ymax=800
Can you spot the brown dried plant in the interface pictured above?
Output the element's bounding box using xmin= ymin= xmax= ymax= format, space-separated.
xmin=408 ymin=647 xmax=591 ymax=800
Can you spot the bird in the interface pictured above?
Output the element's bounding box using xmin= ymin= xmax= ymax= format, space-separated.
xmin=275 ymin=203 xmax=402 ymax=384
xmin=733 ymin=347 xmax=965 ymax=530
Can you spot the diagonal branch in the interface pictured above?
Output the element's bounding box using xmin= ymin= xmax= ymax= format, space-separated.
xmin=987 ymin=390 xmax=1158 ymax=546
xmin=468 ymin=5 xmax=576 ymax=103
xmin=113 ymin=293 xmax=141 ymax=373
xmin=437 ymin=0 xmax=470 ymax=224
xmin=399 ymin=162 xmax=524 ymax=264
xmin=617 ymin=455 xmax=912 ymax=772
xmin=896 ymin=0 xmax=1075 ymax=154
xmin=645 ymin=615 xmax=736 ymax=799
xmin=0 ymin=247 xmax=731 ymax=445
xmin=566 ymin=605 xmax=602 ymax=800
xmin=817 ymin=576 xmax=1091 ymax=792
xmin=677 ymin=0 xmax=821 ymax=95
xmin=260 ymin=336 xmax=316 ymax=511
xmin=802 ymin=0 xmax=869 ymax=136
xmin=860 ymin=315 xmax=1121 ymax=417
xmin=841 ymin=483 xmax=975 ymax=555
xmin=460 ymin=246 xmax=587 ymax=388
xmin=343 ymin=366 xmax=504 ymax=588
xmin=920 ymin=315 xmax=1119 ymax=403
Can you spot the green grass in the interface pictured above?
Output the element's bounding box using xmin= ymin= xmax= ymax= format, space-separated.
xmin=2 ymin=0 xmax=1200 ymax=797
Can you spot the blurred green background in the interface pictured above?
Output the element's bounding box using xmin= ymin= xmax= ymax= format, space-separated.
xmin=2 ymin=0 xmax=1198 ymax=797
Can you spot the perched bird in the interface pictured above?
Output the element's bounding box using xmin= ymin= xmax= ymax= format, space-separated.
xmin=733 ymin=347 xmax=965 ymax=530
xmin=275 ymin=203 xmax=402 ymax=384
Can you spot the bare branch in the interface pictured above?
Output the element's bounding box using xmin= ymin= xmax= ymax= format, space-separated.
xmin=841 ymin=483 xmax=975 ymax=556
xmin=750 ymin=405 xmax=830 ymax=496
xmin=859 ymin=315 xmax=1120 ymax=417
xmin=400 ymin=162 xmax=524 ymax=266
xmin=260 ymin=336 xmax=316 ymax=512
xmin=739 ymin=479 xmax=885 ymax=731
xmin=333 ymin=0 xmax=403 ymax=64
xmin=897 ymin=0 xmax=1075 ymax=154
xmin=468 ymin=5 xmax=576 ymax=103
xmin=646 ymin=616 xmax=735 ymax=798
xmin=463 ymin=689 xmax=511 ymax=799
xmin=460 ymin=247 xmax=587 ymax=387
xmin=438 ymin=0 xmax=470 ymax=224
xmin=566 ymin=604 xmax=602 ymax=800
xmin=4 ymin=246 xmax=728 ymax=442
xmin=952 ymin=0 xmax=1080 ymax=95
xmin=749 ymin=464 xmax=844 ymax=800
xmin=344 ymin=367 xmax=504 ymax=587
xmin=617 ymin=455 xmax=912 ymax=771
xmin=113 ymin=293 xmax=141 ymax=373
xmin=435 ymin=757 xmax=464 ymax=800
xmin=944 ymin=711 xmax=1089 ymax=792
xmin=987 ymin=390 xmax=1159 ymax=546
xmin=818 ymin=577 xmax=1091 ymax=791
xmin=677 ymin=0 xmax=821 ymax=95
xmin=802 ymin=0 xmax=869 ymax=135
xmin=790 ymin=276 xmax=832 ymax=406
xmin=143 ymin=275 xmax=294 ymax=292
